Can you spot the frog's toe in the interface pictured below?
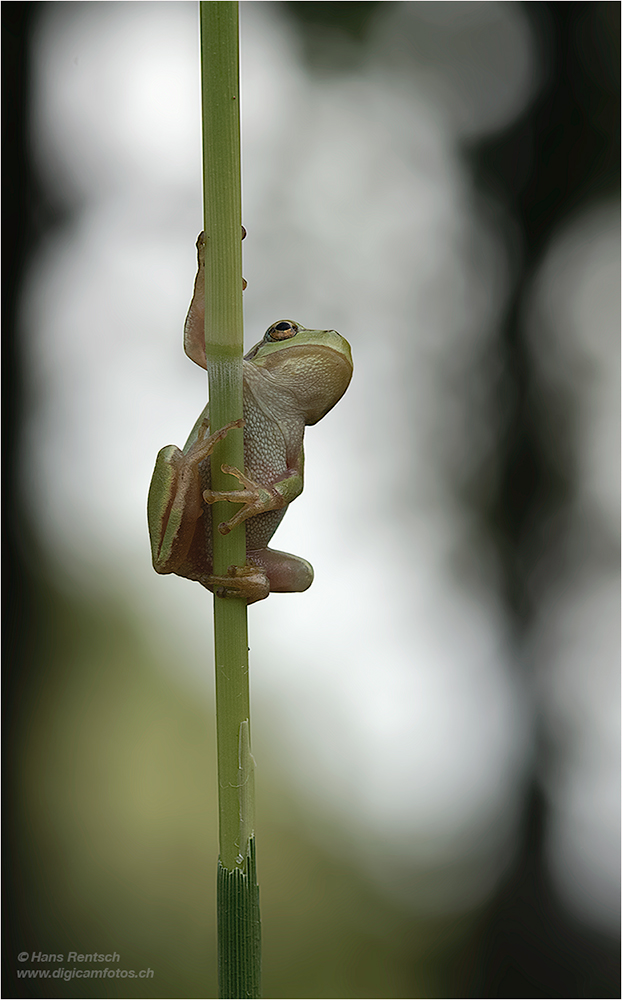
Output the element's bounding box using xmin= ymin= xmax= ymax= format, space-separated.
xmin=208 ymin=564 xmax=270 ymax=604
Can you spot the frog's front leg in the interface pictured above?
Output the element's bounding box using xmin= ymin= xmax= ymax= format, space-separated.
xmin=204 ymin=467 xmax=303 ymax=535
xmin=148 ymin=418 xmax=244 ymax=573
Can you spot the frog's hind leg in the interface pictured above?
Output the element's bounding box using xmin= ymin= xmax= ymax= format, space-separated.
xmin=248 ymin=547 xmax=314 ymax=594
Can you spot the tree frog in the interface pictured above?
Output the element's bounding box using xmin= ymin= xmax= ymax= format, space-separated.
xmin=147 ymin=234 xmax=353 ymax=604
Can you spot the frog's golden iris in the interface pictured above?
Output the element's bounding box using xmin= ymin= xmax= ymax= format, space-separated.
xmin=265 ymin=320 xmax=298 ymax=342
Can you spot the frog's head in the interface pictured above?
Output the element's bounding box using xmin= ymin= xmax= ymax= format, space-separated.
xmin=244 ymin=321 xmax=353 ymax=424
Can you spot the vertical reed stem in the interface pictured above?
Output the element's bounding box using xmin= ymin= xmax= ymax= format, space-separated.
xmin=200 ymin=4 xmax=261 ymax=995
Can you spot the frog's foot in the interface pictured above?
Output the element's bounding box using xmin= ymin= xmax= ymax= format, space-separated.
xmin=207 ymin=564 xmax=270 ymax=604
xmin=185 ymin=418 xmax=244 ymax=466
xmin=203 ymin=466 xmax=286 ymax=535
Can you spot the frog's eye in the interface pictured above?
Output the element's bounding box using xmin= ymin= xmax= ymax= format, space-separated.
xmin=265 ymin=320 xmax=298 ymax=342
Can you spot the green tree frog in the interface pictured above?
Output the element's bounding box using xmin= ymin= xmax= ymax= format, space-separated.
xmin=147 ymin=234 xmax=353 ymax=604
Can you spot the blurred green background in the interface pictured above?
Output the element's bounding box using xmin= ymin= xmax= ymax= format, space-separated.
xmin=7 ymin=574 xmax=460 ymax=999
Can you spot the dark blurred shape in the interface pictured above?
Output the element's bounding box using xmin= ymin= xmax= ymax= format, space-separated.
xmin=283 ymin=1 xmax=382 ymax=40
xmin=3 ymin=4 xmax=57 ymax=996
xmin=460 ymin=3 xmax=620 ymax=996
xmin=284 ymin=1 xmax=382 ymax=70
xmin=454 ymin=784 xmax=620 ymax=998
xmin=468 ymin=1 xmax=619 ymax=620
xmin=2 ymin=0 xmax=37 ymax=544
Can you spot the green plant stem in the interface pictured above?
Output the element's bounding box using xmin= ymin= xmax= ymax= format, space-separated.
xmin=200 ymin=3 xmax=261 ymax=996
